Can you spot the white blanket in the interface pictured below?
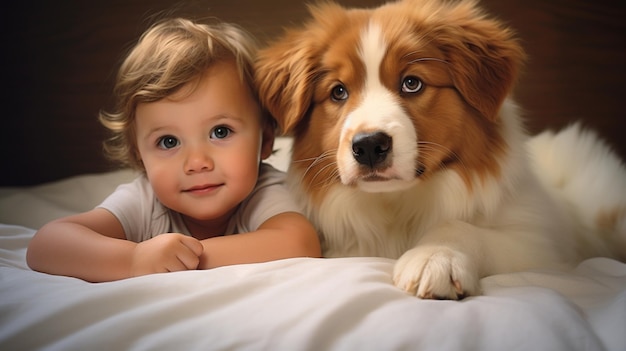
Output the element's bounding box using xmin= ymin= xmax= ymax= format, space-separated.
xmin=1 ymin=138 xmax=625 ymax=350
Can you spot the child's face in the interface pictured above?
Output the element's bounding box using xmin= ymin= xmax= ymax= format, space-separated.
xmin=135 ymin=60 xmax=273 ymax=225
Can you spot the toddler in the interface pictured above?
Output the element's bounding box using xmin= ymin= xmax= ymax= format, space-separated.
xmin=27 ymin=18 xmax=321 ymax=282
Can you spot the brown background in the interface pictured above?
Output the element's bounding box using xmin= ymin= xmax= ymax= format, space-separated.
xmin=2 ymin=0 xmax=625 ymax=186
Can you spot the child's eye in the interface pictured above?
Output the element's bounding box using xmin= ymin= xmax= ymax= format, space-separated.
xmin=210 ymin=126 xmax=232 ymax=139
xmin=157 ymin=135 xmax=180 ymax=149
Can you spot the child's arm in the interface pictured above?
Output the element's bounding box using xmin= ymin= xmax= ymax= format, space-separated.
xmin=26 ymin=209 xmax=203 ymax=282
xmin=197 ymin=211 xmax=321 ymax=269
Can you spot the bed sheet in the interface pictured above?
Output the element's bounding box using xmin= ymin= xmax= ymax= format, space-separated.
xmin=1 ymin=223 xmax=625 ymax=350
xmin=1 ymin=137 xmax=625 ymax=351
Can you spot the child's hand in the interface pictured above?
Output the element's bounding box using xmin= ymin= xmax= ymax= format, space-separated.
xmin=130 ymin=233 xmax=203 ymax=277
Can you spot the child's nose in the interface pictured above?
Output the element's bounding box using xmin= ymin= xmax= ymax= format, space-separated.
xmin=184 ymin=145 xmax=213 ymax=174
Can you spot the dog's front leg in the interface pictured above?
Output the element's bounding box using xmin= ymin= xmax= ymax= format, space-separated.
xmin=392 ymin=220 xmax=484 ymax=300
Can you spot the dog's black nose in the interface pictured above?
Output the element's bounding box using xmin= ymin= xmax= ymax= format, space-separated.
xmin=352 ymin=132 xmax=392 ymax=168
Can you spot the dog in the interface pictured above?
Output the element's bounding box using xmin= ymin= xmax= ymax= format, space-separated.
xmin=255 ymin=0 xmax=626 ymax=299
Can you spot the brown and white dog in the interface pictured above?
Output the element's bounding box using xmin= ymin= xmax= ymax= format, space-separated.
xmin=255 ymin=0 xmax=626 ymax=299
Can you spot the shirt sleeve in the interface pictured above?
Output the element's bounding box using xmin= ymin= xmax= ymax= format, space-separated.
xmin=96 ymin=176 xmax=170 ymax=242
xmin=234 ymin=164 xmax=304 ymax=233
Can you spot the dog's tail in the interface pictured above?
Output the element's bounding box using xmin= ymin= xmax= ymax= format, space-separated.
xmin=527 ymin=123 xmax=626 ymax=260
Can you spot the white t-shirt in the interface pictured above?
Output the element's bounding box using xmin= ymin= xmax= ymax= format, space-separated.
xmin=98 ymin=164 xmax=301 ymax=242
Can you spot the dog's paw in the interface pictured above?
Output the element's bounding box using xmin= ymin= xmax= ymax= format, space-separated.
xmin=392 ymin=246 xmax=480 ymax=300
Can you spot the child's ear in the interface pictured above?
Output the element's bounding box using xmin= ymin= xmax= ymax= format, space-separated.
xmin=260 ymin=121 xmax=275 ymax=160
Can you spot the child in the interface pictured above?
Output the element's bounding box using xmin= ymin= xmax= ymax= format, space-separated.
xmin=26 ymin=18 xmax=321 ymax=282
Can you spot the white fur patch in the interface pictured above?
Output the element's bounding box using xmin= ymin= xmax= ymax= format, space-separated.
xmin=528 ymin=123 xmax=626 ymax=252
xmin=337 ymin=22 xmax=418 ymax=192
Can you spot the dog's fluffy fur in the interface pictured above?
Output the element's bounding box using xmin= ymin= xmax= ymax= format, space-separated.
xmin=255 ymin=0 xmax=626 ymax=299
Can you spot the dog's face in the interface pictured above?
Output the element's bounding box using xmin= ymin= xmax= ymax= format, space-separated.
xmin=256 ymin=0 xmax=524 ymax=204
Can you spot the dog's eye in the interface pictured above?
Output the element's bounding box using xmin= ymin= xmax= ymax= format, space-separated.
xmin=401 ymin=76 xmax=423 ymax=94
xmin=331 ymin=84 xmax=349 ymax=102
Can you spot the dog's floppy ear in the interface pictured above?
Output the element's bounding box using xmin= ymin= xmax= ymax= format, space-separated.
xmin=255 ymin=2 xmax=351 ymax=135
xmin=435 ymin=1 xmax=525 ymax=121
xmin=254 ymin=29 xmax=319 ymax=135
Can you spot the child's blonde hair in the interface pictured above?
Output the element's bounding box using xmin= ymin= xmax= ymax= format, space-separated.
xmin=100 ymin=18 xmax=264 ymax=170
